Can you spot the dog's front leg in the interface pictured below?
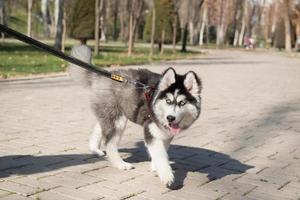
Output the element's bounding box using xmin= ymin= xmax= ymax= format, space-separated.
xmin=146 ymin=138 xmax=174 ymax=186
xmin=145 ymin=135 xmax=174 ymax=186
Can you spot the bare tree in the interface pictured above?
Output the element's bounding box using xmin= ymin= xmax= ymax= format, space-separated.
xmin=54 ymin=0 xmax=64 ymax=50
xmin=216 ymin=0 xmax=226 ymax=46
xmin=150 ymin=0 xmax=156 ymax=56
xmin=282 ymin=0 xmax=292 ymax=51
xmin=233 ymin=0 xmax=242 ymax=46
xmin=95 ymin=0 xmax=101 ymax=55
xmin=238 ymin=0 xmax=249 ymax=46
xmin=127 ymin=0 xmax=144 ymax=56
xmin=119 ymin=0 xmax=130 ymax=42
xmin=61 ymin=6 xmax=66 ymax=52
xmin=199 ymin=0 xmax=208 ymax=46
xmin=172 ymin=11 xmax=178 ymax=53
xmin=27 ymin=0 xmax=33 ymax=37
xmin=110 ymin=0 xmax=119 ymax=40
xmin=41 ymin=0 xmax=50 ymax=37
xmin=177 ymin=0 xmax=204 ymax=51
xmin=291 ymin=2 xmax=300 ymax=50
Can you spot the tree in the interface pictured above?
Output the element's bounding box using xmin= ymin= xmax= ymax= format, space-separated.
xmin=216 ymin=0 xmax=226 ymax=46
xmin=41 ymin=0 xmax=50 ymax=37
xmin=238 ymin=0 xmax=249 ymax=46
xmin=144 ymin=0 xmax=173 ymax=54
xmin=199 ymin=0 xmax=208 ymax=46
xmin=127 ymin=0 xmax=144 ymax=56
xmin=67 ymin=0 xmax=95 ymax=44
xmin=27 ymin=0 xmax=33 ymax=37
xmin=95 ymin=0 xmax=101 ymax=55
xmin=54 ymin=0 xmax=64 ymax=50
xmin=146 ymin=0 xmax=156 ymax=56
xmin=119 ymin=0 xmax=129 ymax=42
xmin=0 ymin=0 xmax=6 ymax=41
xmin=177 ymin=0 xmax=204 ymax=52
xmin=233 ymin=0 xmax=242 ymax=46
xmin=282 ymin=0 xmax=292 ymax=51
xmin=291 ymin=2 xmax=300 ymax=50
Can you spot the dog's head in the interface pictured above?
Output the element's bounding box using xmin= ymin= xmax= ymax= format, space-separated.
xmin=152 ymin=67 xmax=202 ymax=135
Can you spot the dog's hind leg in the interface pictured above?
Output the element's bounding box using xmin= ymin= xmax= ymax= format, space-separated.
xmin=89 ymin=123 xmax=105 ymax=156
xmin=105 ymin=115 xmax=134 ymax=170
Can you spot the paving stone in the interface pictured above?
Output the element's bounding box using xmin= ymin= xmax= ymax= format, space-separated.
xmin=0 ymin=181 xmax=43 ymax=196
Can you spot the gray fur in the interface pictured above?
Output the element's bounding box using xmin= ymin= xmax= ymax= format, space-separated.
xmin=68 ymin=44 xmax=93 ymax=87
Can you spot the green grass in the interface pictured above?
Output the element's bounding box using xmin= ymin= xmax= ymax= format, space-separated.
xmin=0 ymin=41 xmax=200 ymax=78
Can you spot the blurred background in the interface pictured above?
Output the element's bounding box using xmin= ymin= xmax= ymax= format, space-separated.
xmin=0 ymin=0 xmax=300 ymax=78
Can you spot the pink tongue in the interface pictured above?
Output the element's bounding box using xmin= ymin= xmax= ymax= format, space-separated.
xmin=169 ymin=123 xmax=181 ymax=135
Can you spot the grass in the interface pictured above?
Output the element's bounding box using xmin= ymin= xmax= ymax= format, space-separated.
xmin=0 ymin=40 xmax=200 ymax=78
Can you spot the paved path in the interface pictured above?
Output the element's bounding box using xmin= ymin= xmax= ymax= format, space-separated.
xmin=1 ymin=50 xmax=300 ymax=200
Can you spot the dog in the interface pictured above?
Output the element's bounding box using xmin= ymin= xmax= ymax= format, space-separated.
xmin=68 ymin=45 xmax=202 ymax=186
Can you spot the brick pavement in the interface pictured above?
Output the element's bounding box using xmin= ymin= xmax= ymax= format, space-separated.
xmin=0 ymin=50 xmax=300 ymax=199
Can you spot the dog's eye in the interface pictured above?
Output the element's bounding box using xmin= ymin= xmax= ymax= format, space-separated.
xmin=166 ymin=99 xmax=172 ymax=104
xmin=178 ymin=101 xmax=186 ymax=106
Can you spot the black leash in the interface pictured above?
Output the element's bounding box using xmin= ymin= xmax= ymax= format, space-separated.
xmin=0 ymin=24 xmax=148 ymax=89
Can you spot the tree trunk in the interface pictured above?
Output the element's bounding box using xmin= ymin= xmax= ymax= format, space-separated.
xmin=41 ymin=0 xmax=50 ymax=37
xmin=150 ymin=6 xmax=156 ymax=56
xmin=217 ymin=0 xmax=226 ymax=46
xmin=160 ymin=29 xmax=165 ymax=55
xmin=172 ymin=14 xmax=177 ymax=54
xmin=199 ymin=3 xmax=207 ymax=46
xmin=189 ymin=21 xmax=194 ymax=45
xmin=205 ymin=23 xmax=209 ymax=44
xmin=295 ymin=24 xmax=300 ymax=50
xmin=61 ymin=6 xmax=66 ymax=52
xmin=95 ymin=0 xmax=100 ymax=55
xmin=233 ymin=8 xmax=241 ymax=46
xmin=113 ymin=1 xmax=118 ymax=40
xmin=128 ymin=13 xmax=134 ymax=56
xmin=0 ymin=0 xmax=5 ymax=41
xmin=54 ymin=0 xmax=64 ymax=50
xmin=127 ymin=0 xmax=143 ymax=56
xmin=238 ymin=0 xmax=248 ymax=46
xmin=181 ymin=24 xmax=188 ymax=52
xmin=283 ymin=1 xmax=292 ymax=52
xmin=27 ymin=0 xmax=33 ymax=37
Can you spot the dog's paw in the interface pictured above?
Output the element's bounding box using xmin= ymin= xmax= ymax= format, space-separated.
xmin=150 ymin=161 xmax=156 ymax=172
xmin=90 ymin=149 xmax=105 ymax=157
xmin=159 ymin=170 xmax=174 ymax=187
xmin=115 ymin=161 xmax=134 ymax=170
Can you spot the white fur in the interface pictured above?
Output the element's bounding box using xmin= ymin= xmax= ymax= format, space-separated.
xmin=149 ymin=122 xmax=172 ymax=140
xmin=89 ymin=123 xmax=105 ymax=156
xmin=105 ymin=116 xmax=133 ymax=170
xmin=146 ymin=125 xmax=174 ymax=186
xmin=158 ymin=69 xmax=176 ymax=91
xmin=184 ymin=72 xmax=200 ymax=97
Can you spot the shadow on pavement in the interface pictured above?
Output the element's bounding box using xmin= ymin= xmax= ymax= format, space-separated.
xmin=122 ymin=141 xmax=253 ymax=189
xmin=0 ymin=142 xmax=253 ymax=190
xmin=0 ymin=154 xmax=103 ymax=178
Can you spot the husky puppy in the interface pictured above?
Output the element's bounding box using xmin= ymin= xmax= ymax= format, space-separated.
xmin=68 ymin=45 xmax=202 ymax=186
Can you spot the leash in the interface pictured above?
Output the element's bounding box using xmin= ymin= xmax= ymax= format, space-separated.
xmin=0 ymin=24 xmax=149 ymax=89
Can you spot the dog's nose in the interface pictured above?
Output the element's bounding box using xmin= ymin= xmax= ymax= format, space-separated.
xmin=167 ymin=115 xmax=176 ymax=122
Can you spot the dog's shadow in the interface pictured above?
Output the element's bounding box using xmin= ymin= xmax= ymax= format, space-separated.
xmin=121 ymin=141 xmax=253 ymax=189
xmin=0 ymin=141 xmax=253 ymax=190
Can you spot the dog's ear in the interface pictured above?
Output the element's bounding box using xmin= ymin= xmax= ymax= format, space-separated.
xmin=184 ymin=71 xmax=201 ymax=95
xmin=158 ymin=68 xmax=176 ymax=91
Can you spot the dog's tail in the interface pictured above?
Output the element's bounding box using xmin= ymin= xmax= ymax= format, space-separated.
xmin=68 ymin=44 xmax=92 ymax=87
